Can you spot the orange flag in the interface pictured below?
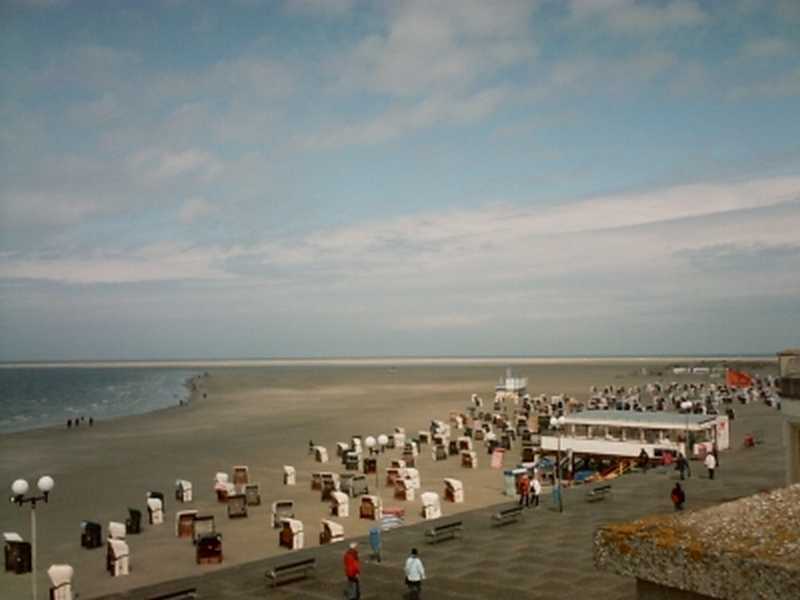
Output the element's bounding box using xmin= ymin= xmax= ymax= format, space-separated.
xmin=726 ymin=368 xmax=753 ymax=388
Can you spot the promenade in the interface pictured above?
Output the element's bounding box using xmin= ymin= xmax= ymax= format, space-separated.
xmin=95 ymin=401 xmax=786 ymax=600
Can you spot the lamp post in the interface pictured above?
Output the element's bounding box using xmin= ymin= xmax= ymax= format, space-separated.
xmin=364 ymin=436 xmax=378 ymax=489
xmin=549 ymin=416 xmax=565 ymax=513
xmin=10 ymin=475 xmax=55 ymax=600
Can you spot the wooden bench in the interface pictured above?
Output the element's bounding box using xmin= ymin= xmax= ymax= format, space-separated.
xmin=266 ymin=557 xmax=317 ymax=587
xmin=425 ymin=520 xmax=463 ymax=544
xmin=147 ymin=589 xmax=198 ymax=600
xmin=586 ymin=484 xmax=612 ymax=502
xmin=491 ymin=505 xmax=524 ymax=526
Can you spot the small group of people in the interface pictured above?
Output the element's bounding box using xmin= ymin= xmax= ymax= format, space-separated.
xmin=670 ymin=449 xmax=720 ymax=511
xmin=66 ymin=416 xmax=93 ymax=428
xmin=516 ymin=472 xmax=542 ymax=508
xmin=343 ymin=542 xmax=426 ymax=599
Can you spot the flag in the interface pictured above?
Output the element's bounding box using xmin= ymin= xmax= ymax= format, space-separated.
xmin=726 ymin=368 xmax=753 ymax=388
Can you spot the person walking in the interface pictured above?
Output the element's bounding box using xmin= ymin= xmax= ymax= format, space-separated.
xmin=343 ymin=542 xmax=361 ymax=600
xmin=531 ymin=476 xmax=542 ymax=508
xmin=517 ymin=473 xmax=531 ymax=508
xmin=404 ymin=547 xmax=426 ymax=600
xmin=638 ymin=448 xmax=649 ymax=473
xmin=671 ymin=482 xmax=685 ymax=511
xmin=676 ymin=453 xmax=691 ymax=480
xmin=705 ymin=452 xmax=717 ymax=480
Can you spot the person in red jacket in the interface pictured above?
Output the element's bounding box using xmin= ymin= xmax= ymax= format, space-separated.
xmin=343 ymin=542 xmax=361 ymax=599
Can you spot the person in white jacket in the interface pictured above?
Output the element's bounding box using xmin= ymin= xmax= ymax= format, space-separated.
xmin=532 ymin=476 xmax=542 ymax=508
xmin=705 ymin=452 xmax=717 ymax=480
xmin=404 ymin=548 xmax=426 ymax=599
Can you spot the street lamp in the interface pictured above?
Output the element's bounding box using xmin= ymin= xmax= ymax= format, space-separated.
xmin=10 ymin=475 xmax=55 ymax=600
xmin=549 ymin=416 xmax=566 ymax=513
xmin=364 ymin=436 xmax=378 ymax=488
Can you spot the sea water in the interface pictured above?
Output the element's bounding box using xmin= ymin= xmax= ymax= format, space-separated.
xmin=0 ymin=366 xmax=200 ymax=433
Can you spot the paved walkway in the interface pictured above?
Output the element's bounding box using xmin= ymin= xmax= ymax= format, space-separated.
xmin=96 ymin=403 xmax=786 ymax=600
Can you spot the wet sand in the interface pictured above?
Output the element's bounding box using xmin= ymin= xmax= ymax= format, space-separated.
xmin=0 ymin=359 xmax=775 ymax=599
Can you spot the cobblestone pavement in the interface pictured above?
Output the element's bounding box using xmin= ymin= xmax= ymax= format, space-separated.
xmin=96 ymin=403 xmax=786 ymax=600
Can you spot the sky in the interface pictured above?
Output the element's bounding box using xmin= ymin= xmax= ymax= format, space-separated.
xmin=1 ymin=0 xmax=799 ymax=361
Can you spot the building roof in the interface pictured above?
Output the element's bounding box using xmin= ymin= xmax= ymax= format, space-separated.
xmin=563 ymin=410 xmax=716 ymax=429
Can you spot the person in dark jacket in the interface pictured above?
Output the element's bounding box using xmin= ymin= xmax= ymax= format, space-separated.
xmin=671 ymin=483 xmax=685 ymax=511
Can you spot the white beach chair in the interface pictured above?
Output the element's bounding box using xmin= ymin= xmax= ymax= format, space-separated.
xmin=47 ymin=564 xmax=74 ymax=600
xmin=336 ymin=442 xmax=350 ymax=457
xmin=175 ymin=479 xmax=193 ymax=503
xmin=314 ymin=446 xmax=329 ymax=463
xmin=271 ymin=500 xmax=295 ymax=529
xmin=444 ymin=478 xmax=464 ymax=503
xmin=421 ymin=492 xmax=442 ymax=520
xmin=319 ymin=519 xmax=344 ymax=545
xmin=279 ymin=518 xmax=304 ymax=550
xmin=394 ymin=478 xmax=415 ymax=501
xmin=330 ymin=491 xmax=349 ymax=517
xmin=107 ymin=539 xmax=129 ymax=576
xmin=405 ymin=467 xmax=421 ymax=489
xmin=107 ymin=521 xmax=126 ymax=540
xmin=359 ymin=495 xmax=383 ymax=521
xmin=146 ymin=497 xmax=164 ymax=525
xmin=461 ymin=450 xmax=478 ymax=469
xmin=283 ymin=465 xmax=296 ymax=486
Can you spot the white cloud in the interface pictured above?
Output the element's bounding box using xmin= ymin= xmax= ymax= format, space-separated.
xmin=335 ymin=0 xmax=536 ymax=97
xmin=128 ymin=148 xmax=223 ymax=182
xmin=569 ymin=0 xmax=707 ymax=33
xmin=740 ymin=37 xmax=793 ymax=59
xmin=286 ymin=0 xmax=354 ymax=15
xmin=728 ymin=68 xmax=800 ymax=100
xmin=297 ymin=87 xmax=509 ymax=149
xmin=179 ymin=196 xmax=217 ymax=225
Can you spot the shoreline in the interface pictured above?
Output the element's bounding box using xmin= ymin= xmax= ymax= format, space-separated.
xmin=0 ymin=354 xmax=776 ymax=369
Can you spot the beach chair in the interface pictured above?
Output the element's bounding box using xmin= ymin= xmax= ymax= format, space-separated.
xmin=279 ymin=518 xmax=304 ymax=550
xmin=461 ymin=450 xmax=478 ymax=469
xmin=3 ymin=533 xmax=31 ymax=574
xmin=351 ymin=436 xmax=363 ymax=454
xmin=394 ymin=428 xmax=406 ymax=447
xmin=108 ymin=521 xmax=126 ymax=540
xmin=175 ymin=479 xmax=193 ymax=503
xmin=47 ymin=564 xmax=74 ymax=600
xmin=227 ymin=493 xmax=248 ymax=518
xmin=272 ymin=500 xmax=295 ymax=529
xmin=311 ymin=471 xmax=325 ymax=491
xmin=107 ymin=539 xmax=129 ymax=576
xmin=233 ymin=465 xmax=249 ymax=487
xmin=359 ymin=495 xmax=383 ymax=521
xmin=319 ymin=519 xmax=344 ymax=545
xmin=330 ymin=491 xmax=349 ymax=517
xmin=345 ymin=451 xmax=361 ymax=471
xmin=363 ymin=457 xmax=377 ymax=474
xmin=350 ymin=474 xmax=369 ymax=497
xmin=245 ymin=483 xmax=261 ymax=506
xmin=421 ymin=492 xmax=442 ymax=520
xmin=385 ymin=467 xmax=405 ymax=487
xmin=196 ymin=533 xmax=223 ymax=564
xmin=444 ymin=478 xmax=464 ymax=503
xmin=458 ymin=436 xmax=473 ymax=451
xmin=175 ymin=510 xmax=198 ymax=538
xmin=283 ymin=466 xmax=296 ymax=486
xmin=320 ymin=473 xmax=340 ymax=501
xmin=80 ymin=521 xmax=102 ymax=549
xmin=404 ymin=467 xmax=420 ymax=489
xmin=403 ymin=441 xmax=419 ymax=457
xmin=448 ymin=440 xmax=459 ymax=456
xmin=336 ymin=442 xmax=350 ymax=458
xmin=402 ymin=450 xmax=416 ymax=467
xmin=125 ymin=509 xmax=141 ymax=535
xmin=314 ymin=446 xmax=329 ymax=463
xmin=214 ymin=473 xmax=235 ymax=502
xmin=433 ymin=444 xmax=448 ymax=461
xmin=146 ymin=497 xmax=164 ymax=525
xmin=192 ymin=515 xmax=215 ymax=544
xmin=418 ymin=431 xmax=431 ymax=445
xmin=521 ymin=444 xmax=536 ymax=463
xmin=394 ymin=478 xmax=415 ymax=501
xmin=147 ymin=490 xmax=165 ymax=512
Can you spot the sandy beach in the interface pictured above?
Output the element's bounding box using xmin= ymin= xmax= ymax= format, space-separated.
xmin=0 ymin=358 xmax=776 ymax=599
